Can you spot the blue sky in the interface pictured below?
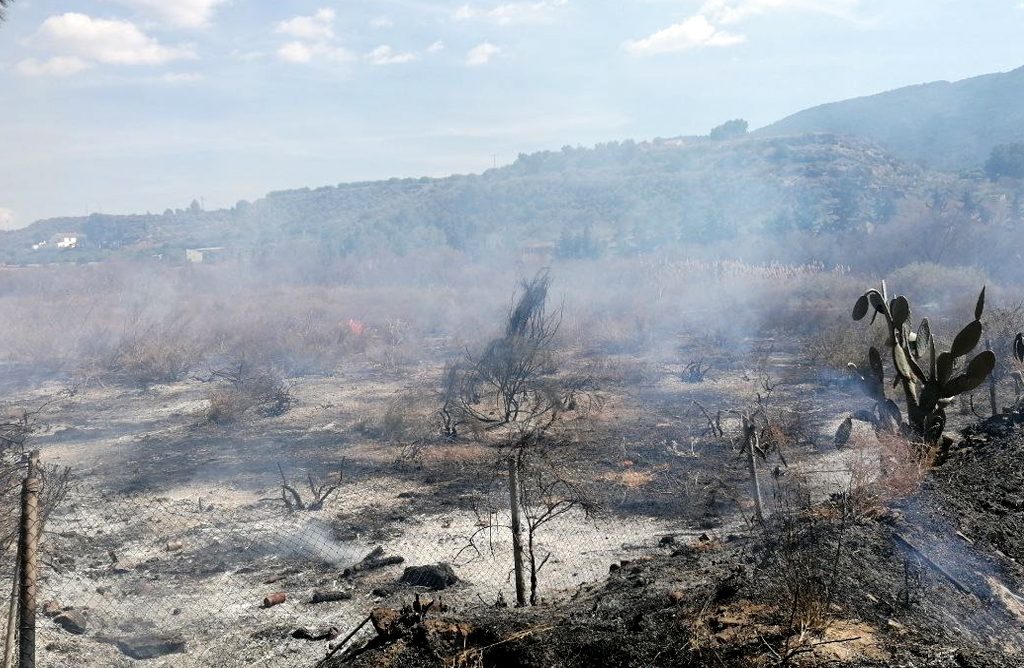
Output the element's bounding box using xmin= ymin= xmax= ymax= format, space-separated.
xmin=1 ymin=0 xmax=1024 ymax=228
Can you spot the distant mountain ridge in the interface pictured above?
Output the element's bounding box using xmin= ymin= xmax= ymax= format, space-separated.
xmin=756 ymin=65 xmax=1024 ymax=172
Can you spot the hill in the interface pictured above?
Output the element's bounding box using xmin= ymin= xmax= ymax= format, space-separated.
xmin=0 ymin=134 xmax=934 ymax=265
xmin=757 ymin=65 xmax=1024 ymax=172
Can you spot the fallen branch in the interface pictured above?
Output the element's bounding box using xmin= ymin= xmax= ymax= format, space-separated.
xmin=343 ymin=546 xmax=405 ymax=578
xmin=311 ymin=591 xmax=353 ymax=605
xmin=314 ymin=614 xmax=371 ymax=668
xmin=893 ymin=533 xmax=978 ymax=599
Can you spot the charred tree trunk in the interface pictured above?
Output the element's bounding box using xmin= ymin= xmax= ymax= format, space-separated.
xmin=508 ymin=455 xmax=526 ymax=607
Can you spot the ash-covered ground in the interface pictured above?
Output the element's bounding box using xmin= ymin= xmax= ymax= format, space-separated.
xmin=322 ymin=420 xmax=1024 ymax=668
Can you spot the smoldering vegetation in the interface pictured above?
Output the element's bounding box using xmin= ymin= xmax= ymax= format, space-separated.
xmin=2 ymin=237 xmax=1024 ymax=666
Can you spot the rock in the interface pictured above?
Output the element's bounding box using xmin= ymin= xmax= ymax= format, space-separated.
xmin=372 ymin=587 xmax=395 ymax=598
xmin=112 ymin=634 xmax=187 ymax=660
xmin=53 ymin=611 xmax=87 ymax=635
xmin=370 ymin=608 xmax=402 ymax=638
xmin=41 ymin=600 xmax=64 ymax=617
xmin=165 ymin=540 xmax=183 ymax=552
xmin=659 ymin=535 xmax=676 ymax=545
xmin=398 ymin=563 xmax=459 ymax=591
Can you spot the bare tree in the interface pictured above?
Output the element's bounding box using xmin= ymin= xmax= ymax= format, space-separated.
xmin=447 ymin=270 xmax=597 ymax=606
xmin=0 ymin=1 xmax=14 ymax=24
xmin=517 ymin=449 xmax=598 ymax=605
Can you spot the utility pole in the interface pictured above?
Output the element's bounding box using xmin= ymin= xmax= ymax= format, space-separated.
xmin=491 ymin=154 xmax=497 ymax=170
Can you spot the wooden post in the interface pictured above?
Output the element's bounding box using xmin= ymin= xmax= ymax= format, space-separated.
xmin=507 ymin=455 xmax=526 ymax=607
xmin=18 ymin=454 xmax=39 ymax=668
xmin=743 ymin=417 xmax=764 ymax=523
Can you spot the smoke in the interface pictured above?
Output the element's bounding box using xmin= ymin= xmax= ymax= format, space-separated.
xmin=281 ymin=518 xmax=364 ymax=568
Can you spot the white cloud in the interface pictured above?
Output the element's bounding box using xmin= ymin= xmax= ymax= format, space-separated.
xmin=365 ymin=45 xmax=417 ymax=65
xmin=116 ymin=0 xmax=228 ymax=29
xmin=277 ymin=41 xmax=355 ymax=64
xmin=36 ymin=13 xmax=197 ymax=65
xmin=16 ymin=56 xmax=94 ymax=77
xmin=427 ymin=40 xmax=445 ymax=53
xmin=0 ymin=208 xmax=16 ymax=230
xmin=274 ymin=9 xmax=358 ymax=64
xmin=466 ymin=42 xmax=501 ymax=66
xmin=370 ymin=16 xmax=393 ymax=28
xmin=625 ymin=0 xmax=858 ymax=55
xmin=626 ymin=15 xmax=744 ymax=54
xmin=701 ymin=0 xmax=860 ymax=25
xmin=278 ymin=41 xmax=314 ymax=63
xmin=453 ymin=1 xmax=569 ymax=25
xmin=162 ymin=72 xmax=204 ymax=82
xmin=276 ymin=9 xmax=336 ymax=41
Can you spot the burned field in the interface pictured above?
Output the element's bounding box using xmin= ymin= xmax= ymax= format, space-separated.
xmin=1 ymin=263 xmax=1023 ymax=667
xmin=328 ymin=426 xmax=1024 ymax=668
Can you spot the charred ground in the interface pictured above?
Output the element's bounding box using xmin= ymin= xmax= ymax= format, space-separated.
xmin=325 ymin=423 xmax=1024 ymax=668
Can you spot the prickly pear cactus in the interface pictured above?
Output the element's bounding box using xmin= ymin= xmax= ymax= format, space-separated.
xmin=844 ymin=282 xmax=994 ymax=451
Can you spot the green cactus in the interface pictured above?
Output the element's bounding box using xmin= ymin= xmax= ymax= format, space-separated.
xmin=843 ymin=281 xmax=995 ymax=453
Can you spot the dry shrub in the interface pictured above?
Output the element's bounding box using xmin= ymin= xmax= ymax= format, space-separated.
xmin=360 ymin=389 xmax=435 ymax=444
xmin=887 ymin=263 xmax=990 ymax=315
xmin=846 ymin=431 xmax=929 ymax=514
xmin=805 ymin=315 xmax=888 ymax=374
xmin=587 ymin=313 xmax=653 ymax=355
xmin=204 ymin=364 xmax=295 ymax=424
xmin=757 ymin=482 xmax=851 ymax=654
xmin=581 ymin=355 xmax=653 ymax=387
xmin=107 ymin=332 xmax=199 ymax=385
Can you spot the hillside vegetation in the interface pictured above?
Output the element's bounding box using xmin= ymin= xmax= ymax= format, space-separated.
xmin=758 ymin=65 xmax=1024 ymax=172
xmin=0 ymin=134 xmax=954 ymax=263
xmin=6 ymin=64 xmax=1024 ymax=280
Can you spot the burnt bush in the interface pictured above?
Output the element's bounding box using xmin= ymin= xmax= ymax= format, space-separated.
xmin=202 ymin=359 xmax=295 ymax=424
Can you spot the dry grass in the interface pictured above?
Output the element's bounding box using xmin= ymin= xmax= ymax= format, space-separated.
xmin=600 ymin=467 xmax=658 ymax=489
xmin=846 ymin=431 xmax=930 ymax=514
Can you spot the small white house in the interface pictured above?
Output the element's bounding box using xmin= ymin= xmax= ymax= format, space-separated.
xmin=51 ymin=233 xmax=79 ymax=249
xmin=185 ymin=247 xmax=226 ymax=263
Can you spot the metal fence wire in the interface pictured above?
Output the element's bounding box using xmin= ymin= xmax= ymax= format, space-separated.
xmin=1 ymin=469 xmax=684 ymax=668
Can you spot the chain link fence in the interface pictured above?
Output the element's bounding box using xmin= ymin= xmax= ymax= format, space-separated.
xmin=1 ymin=466 xmax=685 ymax=668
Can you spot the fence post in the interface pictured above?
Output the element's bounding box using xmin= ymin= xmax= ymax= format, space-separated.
xmin=18 ymin=454 xmax=39 ymax=668
xmin=507 ymin=455 xmax=526 ymax=607
xmin=743 ymin=417 xmax=764 ymax=523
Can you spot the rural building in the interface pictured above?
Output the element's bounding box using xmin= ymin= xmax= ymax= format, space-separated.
xmin=50 ymin=233 xmax=80 ymax=249
xmin=185 ymin=247 xmax=227 ymax=263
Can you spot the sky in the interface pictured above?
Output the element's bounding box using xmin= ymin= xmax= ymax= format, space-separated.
xmin=1 ymin=1 xmax=1024 ymax=229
